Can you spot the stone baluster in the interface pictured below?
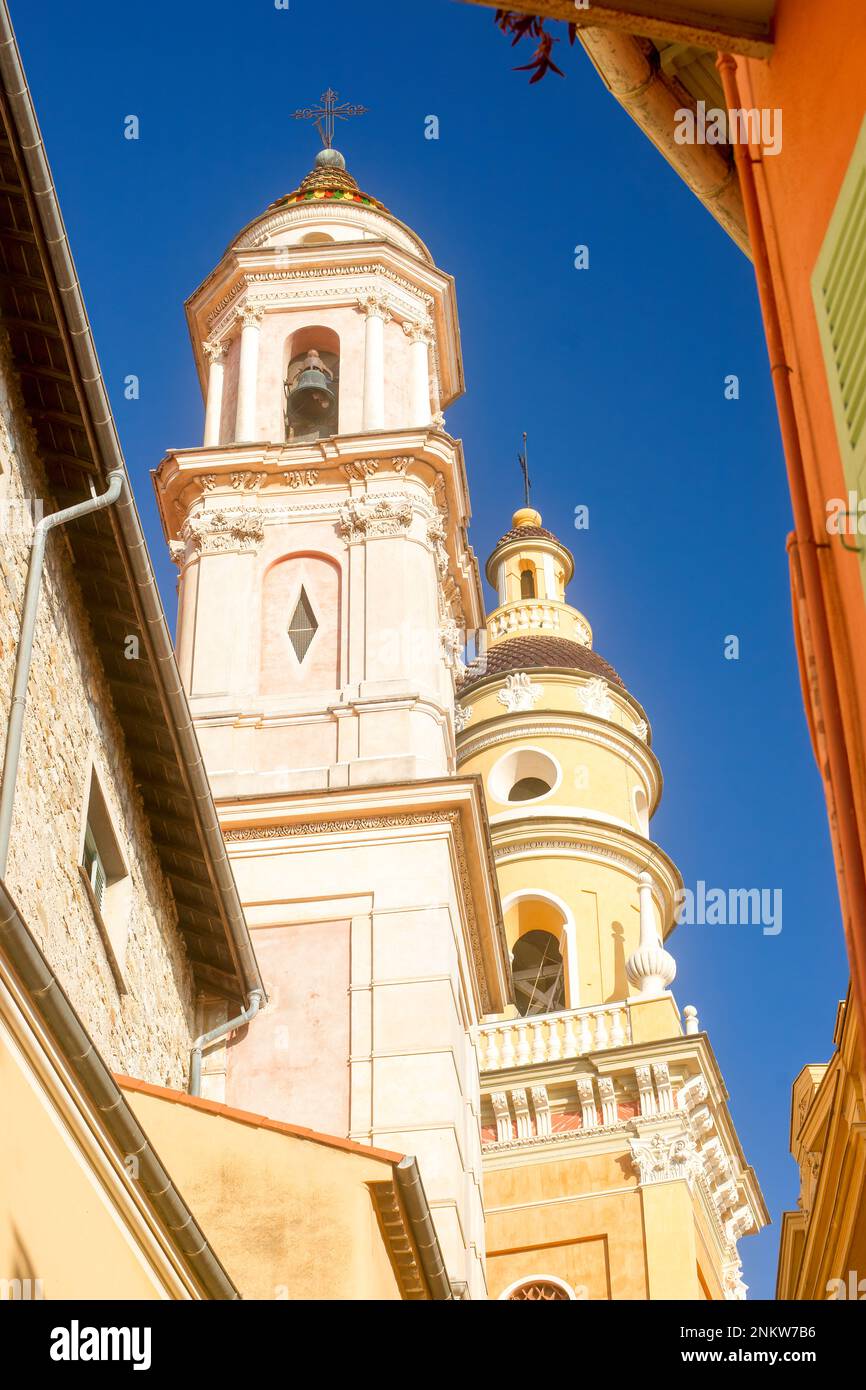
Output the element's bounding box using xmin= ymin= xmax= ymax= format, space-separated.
xmin=595 ymin=1009 xmax=610 ymax=1049
xmin=547 ymin=1016 xmax=562 ymax=1061
xmin=516 ymin=1022 xmax=531 ymax=1066
xmin=485 ymin=1030 xmax=500 ymax=1070
xmin=562 ymin=1013 xmax=578 ymax=1058
xmin=579 ymin=1011 xmax=594 ymax=1054
xmin=610 ymin=1007 xmax=626 ymax=1047
xmin=501 ymin=1025 xmax=516 ymax=1069
xmin=531 ymin=1020 xmax=546 ymax=1064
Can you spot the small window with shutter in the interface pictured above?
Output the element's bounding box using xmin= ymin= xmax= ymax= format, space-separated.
xmin=812 ymin=116 xmax=866 ymax=601
xmin=79 ymin=765 xmax=131 ymax=990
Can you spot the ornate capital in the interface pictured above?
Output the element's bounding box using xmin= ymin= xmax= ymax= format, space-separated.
xmin=629 ymin=1129 xmax=700 ymax=1186
xmin=236 ymin=302 xmax=264 ymax=329
xmin=357 ymin=292 xmax=391 ymax=322
xmin=182 ymin=506 xmax=265 ymax=556
xmin=203 ymin=337 xmax=228 ymax=364
xmin=337 ymin=494 xmax=414 ymax=543
xmin=402 ymin=316 xmax=434 ymax=345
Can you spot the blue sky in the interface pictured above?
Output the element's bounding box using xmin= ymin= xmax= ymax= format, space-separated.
xmin=12 ymin=0 xmax=848 ymax=1299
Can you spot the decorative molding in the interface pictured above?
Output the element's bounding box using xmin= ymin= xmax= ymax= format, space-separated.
xmin=283 ymin=468 xmax=320 ymax=489
xmin=577 ymin=676 xmax=614 ymax=720
xmin=440 ymin=618 xmax=466 ymax=676
xmin=576 ymin=1076 xmax=598 ymax=1130
xmin=497 ymin=672 xmax=543 ymax=714
xmin=454 ymin=703 xmax=472 ymax=734
xmin=634 ymin=718 xmax=649 ymax=742
xmin=205 ymin=262 xmax=434 ymax=338
xmin=597 ymin=1076 xmax=617 ymax=1127
xmin=456 ymin=721 xmax=657 ymax=792
xmin=230 ymin=471 xmax=264 ymax=491
xmin=531 ymin=1086 xmax=552 ymax=1139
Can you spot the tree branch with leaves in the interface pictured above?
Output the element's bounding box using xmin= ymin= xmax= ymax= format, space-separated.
xmin=493 ymin=9 xmax=577 ymax=83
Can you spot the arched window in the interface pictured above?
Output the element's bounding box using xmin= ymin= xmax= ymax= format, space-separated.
xmin=499 ymin=1275 xmax=578 ymax=1301
xmin=261 ymin=553 xmax=341 ymax=695
xmin=511 ymin=929 xmax=566 ymax=1017
xmin=300 ymin=231 xmax=335 ymax=245
xmin=284 ymin=326 xmax=340 ymax=442
xmin=520 ymin=568 xmax=536 ymax=599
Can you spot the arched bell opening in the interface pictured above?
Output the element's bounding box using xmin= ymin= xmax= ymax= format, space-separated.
xmin=504 ymin=893 xmax=577 ymax=1014
xmin=284 ymin=325 xmax=340 ymax=442
xmin=511 ymin=930 xmax=566 ymax=1017
xmin=520 ymin=566 xmax=536 ymax=599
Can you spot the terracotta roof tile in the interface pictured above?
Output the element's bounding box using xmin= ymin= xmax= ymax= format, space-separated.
xmin=460 ymin=635 xmax=624 ymax=692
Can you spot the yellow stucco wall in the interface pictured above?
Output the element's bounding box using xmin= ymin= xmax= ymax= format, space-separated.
xmin=484 ymin=1150 xmax=650 ymax=1299
xmin=122 ymin=1085 xmax=403 ymax=1300
xmin=0 ymin=1016 xmax=182 ymax=1300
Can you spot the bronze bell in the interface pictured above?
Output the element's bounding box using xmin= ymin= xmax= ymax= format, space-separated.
xmin=285 ymin=367 xmax=337 ymax=425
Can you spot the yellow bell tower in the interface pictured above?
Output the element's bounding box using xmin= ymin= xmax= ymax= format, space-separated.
xmin=458 ymin=507 xmax=768 ymax=1301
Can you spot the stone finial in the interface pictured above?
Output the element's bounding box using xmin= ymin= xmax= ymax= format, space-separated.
xmin=683 ymin=1004 xmax=700 ymax=1035
xmin=626 ymin=872 xmax=676 ymax=996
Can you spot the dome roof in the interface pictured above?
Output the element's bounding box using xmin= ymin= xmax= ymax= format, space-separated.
xmin=495 ymin=523 xmax=565 ymax=548
xmin=459 ymin=635 xmax=624 ymax=694
xmin=267 ymin=148 xmax=389 ymax=216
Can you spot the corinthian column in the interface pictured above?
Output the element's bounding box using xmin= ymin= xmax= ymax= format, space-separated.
xmin=403 ymin=319 xmax=434 ymax=426
xmin=234 ymin=303 xmax=264 ymax=441
xmin=359 ymin=295 xmax=390 ymax=431
xmin=202 ymin=339 xmax=227 ymax=446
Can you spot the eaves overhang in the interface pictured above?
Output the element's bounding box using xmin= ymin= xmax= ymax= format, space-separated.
xmin=0 ymin=8 xmax=263 ymax=1005
xmin=460 ymin=0 xmax=774 ymax=57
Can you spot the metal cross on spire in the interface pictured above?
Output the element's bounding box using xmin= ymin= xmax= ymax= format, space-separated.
xmin=292 ymin=88 xmax=368 ymax=149
xmin=518 ymin=432 xmax=531 ymax=507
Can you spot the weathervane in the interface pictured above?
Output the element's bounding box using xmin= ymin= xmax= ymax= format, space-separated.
xmin=292 ymin=88 xmax=368 ymax=149
xmin=518 ymin=432 xmax=531 ymax=507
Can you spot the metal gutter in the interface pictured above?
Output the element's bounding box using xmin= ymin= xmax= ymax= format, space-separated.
xmin=0 ymin=3 xmax=264 ymax=1002
xmin=394 ymin=1155 xmax=454 ymax=1301
xmin=0 ymin=876 xmax=241 ymax=1300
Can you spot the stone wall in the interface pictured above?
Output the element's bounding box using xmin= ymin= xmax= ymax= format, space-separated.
xmin=0 ymin=337 xmax=196 ymax=1085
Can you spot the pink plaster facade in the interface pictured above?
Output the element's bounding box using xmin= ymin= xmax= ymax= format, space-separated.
xmin=226 ymin=919 xmax=351 ymax=1137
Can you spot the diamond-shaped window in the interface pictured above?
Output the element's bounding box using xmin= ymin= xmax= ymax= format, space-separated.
xmin=287 ymin=587 xmax=318 ymax=662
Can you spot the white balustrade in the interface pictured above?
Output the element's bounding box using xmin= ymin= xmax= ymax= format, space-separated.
xmin=478 ymin=1002 xmax=632 ymax=1073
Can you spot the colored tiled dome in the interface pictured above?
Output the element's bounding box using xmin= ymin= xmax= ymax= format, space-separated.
xmin=459 ymin=635 xmax=624 ymax=693
xmin=269 ymin=149 xmax=389 ymax=215
xmin=494 ymin=523 xmax=565 ymax=548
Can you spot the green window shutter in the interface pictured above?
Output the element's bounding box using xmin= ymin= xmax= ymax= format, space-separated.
xmin=812 ymin=116 xmax=866 ymax=514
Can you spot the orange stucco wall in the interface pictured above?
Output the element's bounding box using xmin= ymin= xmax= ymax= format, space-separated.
xmin=737 ymin=0 xmax=866 ymax=1012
